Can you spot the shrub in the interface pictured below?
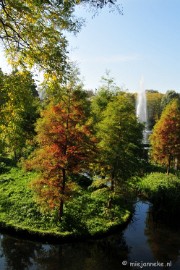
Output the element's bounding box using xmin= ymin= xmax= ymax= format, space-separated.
xmin=139 ymin=172 xmax=180 ymax=217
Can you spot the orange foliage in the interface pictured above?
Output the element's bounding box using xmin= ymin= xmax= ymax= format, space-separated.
xmin=27 ymin=99 xmax=97 ymax=216
xmin=150 ymin=99 xmax=180 ymax=172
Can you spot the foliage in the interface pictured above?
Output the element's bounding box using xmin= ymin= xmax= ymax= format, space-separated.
xmin=96 ymin=92 xmax=144 ymax=190
xmin=69 ymin=173 xmax=93 ymax=189
xmin=150 ymin=99 xmax=180 ymax=174
xmin=26 ymin=86 xmax=97 ymax=220
xmin=161 ymin=90 xmax=180 ymax=111
xmin=79 ymin=0 xmax=122 ymax=11
xmin=139 ymin=172 xmax=180 ymax=217
xmin=0 ymin=69 xmax=39 ymax=160
xmin=0 ymin=168 xmax=44 ymax=229
xmin=146 ymin=90 xmax=164 ymax=129
xmin=41 ymin=64 xmax=91 ymax=114
xmin=90 ymin=71 xmax=120 ymax=125
xmin=0 ymin=1 xmax=122 ymax=81
xmin=0 ymin=0 xmax=82 ymax=80
xmin=0 ymin=155 xmax=16 ymax=173
xmin=91 ymin=88 xmax=114 ymax=124
xmin=0 ymin=167 xmax=130 ymax=236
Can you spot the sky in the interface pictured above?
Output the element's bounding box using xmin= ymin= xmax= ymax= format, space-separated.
xmin=1 ymin=0 xmax=180 ymax=93
xmin=66 ymin=0 xmax=180 ymax=93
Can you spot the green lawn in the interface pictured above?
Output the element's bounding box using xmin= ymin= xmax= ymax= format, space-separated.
xmin=0 ymin=167 xmax=131 ymax=239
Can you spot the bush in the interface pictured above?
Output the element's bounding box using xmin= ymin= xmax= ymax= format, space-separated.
xmin=139 ymin=172 xmax=180 ymax=217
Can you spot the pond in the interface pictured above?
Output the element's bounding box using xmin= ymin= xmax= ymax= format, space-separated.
xmin=1 ymin=201 xmax=180 ymax=270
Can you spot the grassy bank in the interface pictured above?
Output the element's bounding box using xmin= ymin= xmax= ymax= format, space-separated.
xmin=138 ymin=172 xmax=180 ymax=218
xmin=0 ymin=167 xmax=131 ymax=241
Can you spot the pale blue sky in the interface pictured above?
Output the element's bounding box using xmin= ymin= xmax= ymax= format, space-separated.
xmin=67 ymin=0 xmax=180 ymax=93
xmin=1 ymin=0 xmax=180 ymax=93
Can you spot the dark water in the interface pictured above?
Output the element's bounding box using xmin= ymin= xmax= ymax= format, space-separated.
xmin=1 ymin=201 xmax=180 ymax=270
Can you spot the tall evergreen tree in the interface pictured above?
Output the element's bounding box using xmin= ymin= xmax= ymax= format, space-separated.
xmin=150 ymin=99 xmax=180 ymax=174
xmin=26 ymin=85 xmax=96 ymax=220
xmin=96 ymin=92 xmax=143 ymax=191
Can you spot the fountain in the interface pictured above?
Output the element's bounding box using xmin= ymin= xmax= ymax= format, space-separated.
xmin=136 ymin=78 xmax=147 ymax=126
xmin=136 ymin=78 xmax=150 ymax=145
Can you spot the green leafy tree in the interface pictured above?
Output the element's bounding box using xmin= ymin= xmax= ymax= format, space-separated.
xmin=96 ymin=92 xmax=143 ymax=191
xmin=161 ymin=90 xmax=180 ymax=111
xmin=150 ymin=99 xmax=180 ymax=174
xmin=26 ymin=85 xmax=96 ymax=220
xmin=146 ymin=90 xmax=164 ymax=129
xmin=0 ymin=1 xmax=122 ymax=81
xmin=0 ymin=0 xmax=81 ymax=81
xmin=0 ymin=70 xmax=39 ymax=160
xmin=91 ymin=88 xmax=114 ymax=124
xmin=91 ymin=71 xmax=121 ymax=124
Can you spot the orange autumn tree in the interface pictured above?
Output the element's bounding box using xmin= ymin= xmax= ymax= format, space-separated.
xmin=26 ymin=89 xmax=96 ymax=221
xmin=150 ymin=99 xmax=180 ymax=174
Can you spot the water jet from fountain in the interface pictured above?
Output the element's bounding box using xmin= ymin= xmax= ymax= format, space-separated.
xmin=136 ymin=78 xmax=150 ymax=145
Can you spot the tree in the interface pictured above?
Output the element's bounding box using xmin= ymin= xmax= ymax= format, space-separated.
xmin=91 ymin=88 xmax=114 ymax=124
xmin=0 ymin=0 xmax=80 ymax=80
xmin=91 ymin=71 xmax=120 ymax=124
xmin=0 ymin=1 xmax=122 ymax=81
xmin=96 ymin=92 xmax=143 ymax=191
xmin=150 ymin=99 xmax=180 ymax=174
xmin=26 ymin=86 xmax=96 ymax=220
xmin=0 ymin=70 xmax=39 ymax=160
xmin=79 ymin=0 xmax=122 ymax=10
xmin=146 ymin=90 xmax=164 ymax=129
xmin=161 ymin=90 xmax=180 ymax=111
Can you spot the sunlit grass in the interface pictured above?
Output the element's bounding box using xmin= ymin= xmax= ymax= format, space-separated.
xmin=0 ymin=166 xmax=131 ymax=238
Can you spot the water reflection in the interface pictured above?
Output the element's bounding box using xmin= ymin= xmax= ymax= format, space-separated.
xmin=1 ymin=201 xmax=180 ymax=269
xmin=124 ymin=201 xmax=154 ymax=262
xmin=145 ymin=206 xmax=180 ymax=265
xmin=0 ymin=233 xmax=130 ymax=270
xmin=0 ymin=235 xmax=42 ymax=270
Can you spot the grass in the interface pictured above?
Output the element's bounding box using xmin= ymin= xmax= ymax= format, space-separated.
xmin=0 ymin=166 xmax=131 ymax=240
xmin=138 ymin=172 xmax=180 ymax=217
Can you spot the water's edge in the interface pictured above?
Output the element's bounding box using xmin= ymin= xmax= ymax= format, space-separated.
xmin=1 ymin=200 xmax=180 ymax=270
xmin=0 ymin=212 xmax=133 ymax=244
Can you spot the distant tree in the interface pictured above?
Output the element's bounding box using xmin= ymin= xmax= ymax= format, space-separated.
xmin=0 ymin=70 xmax=39 ymax=160
xmin=146 ymin=90 xmax=159 ymax=93
xmin=146 ymin=90 xmax=164 ymax=129
xmin=150 ymin=99 xmax=180 ymax=174
xmin=161 ymin=90 xmax=180 ymax=111
xmin=96 ymin=92 xmax=143 ymax=191
xmin=26 ymin=87 xmax=96 ymax=220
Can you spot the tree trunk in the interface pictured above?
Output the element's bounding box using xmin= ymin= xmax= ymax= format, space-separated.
xmin=13 ymin=149 xmax=18 ymax=162
xmin=174 ymin=157 xmax=178 ymax=170
xmin=166 ymin=155 xmax=171 ymax=175
xmin=59 ymin=168 xmax=66 ymax=221
xmin=59 ymin=198 xmax=64 ymax=221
